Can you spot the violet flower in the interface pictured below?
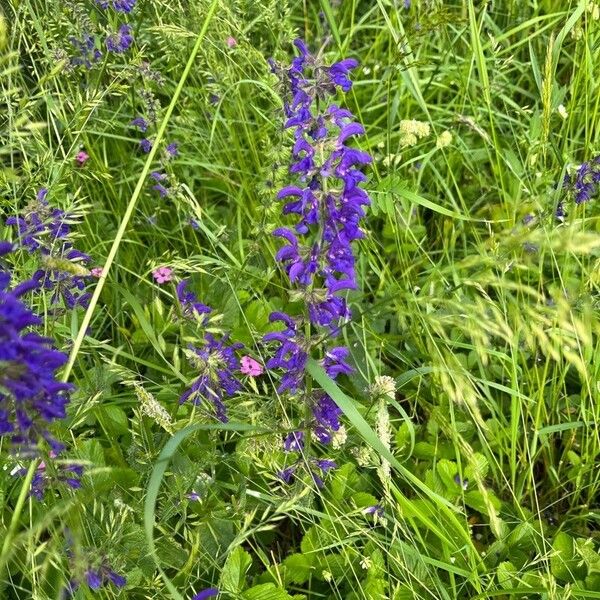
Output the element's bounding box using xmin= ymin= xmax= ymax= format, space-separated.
xmin=0 ymin=242 xmax=73 ymax=451
xmin=6 ymin=190 xmax=92 ymax=309
xmin=181 ymin=332 xmax=244 ymax=422
xmin=106 ymin=24 xmax=133 ymax=53
xmin=264 ymin=40 xmax=370 ymax=463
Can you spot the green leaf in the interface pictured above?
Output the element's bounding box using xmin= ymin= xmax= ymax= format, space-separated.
xmin=551 ymin=532 xmax=587 ymax=582
xmin=220 ymin=546 xmax=252 ymax=593
xmin=98 ymin=405 xmax=129 ymax=435
xmin=241 ymin=583 xmax=294 ymax=600
xmin=496 ymin=561 xmax=517 ymax=590
xmin=282 ymin=554 xmax=314 ymax=585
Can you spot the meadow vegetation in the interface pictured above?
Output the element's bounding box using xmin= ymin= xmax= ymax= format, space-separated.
xmin=1 ymin=0 xmax=600 ymax=598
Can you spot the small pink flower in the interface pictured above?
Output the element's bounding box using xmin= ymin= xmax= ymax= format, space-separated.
xmin=75 ymin=151 xmax=89 ymax=165
xmin=90 ymin=267 xmax=104 ymax=278
xmin=240 ymin=356 xmax=263 ymax=376
xmin=226 ymin=36 xmax=237 ymax=48
xmin=152 ymin=266 xmax=173 ymax=284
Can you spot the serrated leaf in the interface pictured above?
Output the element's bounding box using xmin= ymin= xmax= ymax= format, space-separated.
xmin=551 ymin=532 xmax=587 ymax=582
xmin=99 ymin=405 xmax=129 ymax=435
xmin=220 ymin=546 xmax=252 ymax=593
xmin=241 ymin=583 xmax=294 ymax=600
xmin=282 ymin=554 xmax=314 ymax=584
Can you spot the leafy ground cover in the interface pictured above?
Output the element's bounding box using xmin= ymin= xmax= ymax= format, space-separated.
xmin=1 ymin=0 xmax=600 ymax=598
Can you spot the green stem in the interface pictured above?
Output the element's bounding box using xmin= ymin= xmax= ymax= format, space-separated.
xmin=0 ymin=460 xmax=37 ymax=578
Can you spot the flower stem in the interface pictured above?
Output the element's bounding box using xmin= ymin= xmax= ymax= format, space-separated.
xmin=0 ymin=460 xmax=37 ymax=579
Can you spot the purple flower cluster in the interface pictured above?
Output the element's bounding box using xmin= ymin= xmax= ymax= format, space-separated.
xmin=96 ymin=0 xmax=136 ymax=11
xmin=563 ymin=156 xmax=600 ymax=204
xmin=127 ymin=69 xmax=179 ymax=198
xmin=106 ymin=23 xmax=133 ymax=53
xmin=181 ymin=333 xmax=244 ymax=422
xmin=69 ymin=34 xmax=102 ymax=69
xmin=64 ymin=555 xmax=126 ymax=596
xmin=95 ymin=0 xmax=135 ymax=54
xmin=0 ymin=242 xmax=73 ymax=451
xmin=176 ymin=283 xmax=244 ymax=422
xmin=279 ymin=457 xmax=337 ymax=488
xmin=265 ymin=40 xmax=371 ymax=458
xmin=177 ymin=279 xmax=212 ymax=321
xmin=14 ymin=455 xmax=83 ymax=500
xmin=6 ymin=189 xmax=92 ymax=309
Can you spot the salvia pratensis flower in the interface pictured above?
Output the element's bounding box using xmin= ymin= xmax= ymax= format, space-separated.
xmin=96 ymin=0 xmax=136 ymax=12
xmin=176 ymin=279 xmax=212 ymax=321
xmin=130 ymin=116 xmax=148 ymax=132
xmin=181 ymin=333 xmax=244 ymax=422
xmin=14 ymin=457 xmax=83 ymax=500
xmin=69 ymin=34 xmax=102 ymax=69
xmin=265 ymin=39 xmax=369 ymax=403
xmin=6 ymin=190 xmax=92 ymax=309
xmin=0 ymin=243 xmax=73 ymax=451
xmin=106 ymin=23 xmax=133 ymax=53
xmin=192 ymin=589 xmax=219 ymax=600
xmin=563 ymin=155 xmax=600 ymax=204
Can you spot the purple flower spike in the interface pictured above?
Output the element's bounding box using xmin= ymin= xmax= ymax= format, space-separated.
xmin=0 ymin=243 xmax=75 ymax=451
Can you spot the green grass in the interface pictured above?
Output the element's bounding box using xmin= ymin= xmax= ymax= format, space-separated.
xmin=1 ymin=0 xmax=600 ymax=598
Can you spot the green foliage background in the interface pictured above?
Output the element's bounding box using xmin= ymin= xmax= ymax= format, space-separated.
xmin=1 ymin=0 xmax=600 ymax=598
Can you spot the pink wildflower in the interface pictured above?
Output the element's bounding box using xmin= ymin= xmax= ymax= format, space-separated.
xmin=153 ymin=266 xmax=173 ymax=284
xmin=240 ymin=356 xmax=263 ymax=376
xmin=226 ymin=36 xmax=237 ymax=48
xmin=90 ymin=267 xmax=104 ymax=278
xmin=75 ymin=151 xmax=89 ymax=165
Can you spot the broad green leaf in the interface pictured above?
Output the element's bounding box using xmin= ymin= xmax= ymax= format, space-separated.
xmin=221 ymin=546 xmax=252 ymax=593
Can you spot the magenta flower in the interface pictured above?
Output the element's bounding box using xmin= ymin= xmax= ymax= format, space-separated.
xmin=75 ymin=151 xmax=89 ymax=165
xmin=226 ymin=36 xmax=237 ymax=48
xmin=90 ymin=267 xmax=104 ymax=278
xmin=152 ymin=266 xmax=173 ymax=284
xmin=240 ymin=356 xmax=263 ymax=376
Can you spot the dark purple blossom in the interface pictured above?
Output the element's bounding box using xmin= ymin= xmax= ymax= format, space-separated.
xmin=17 ymin=459 xmax=83 ymax=500
xmin=96 ymin=0 xmax=136 ymax=12
xmin=283 ymin=430 xmax=304 ymax=451
xmin=131 ymin=116 xmax=148 ymax=132
xmin=193 ymin=588 xmax=219 ymax=600
xmin=279 ymin=458 xmax=336 ymax=488
xmin=176 ymin=280 xmax=212 ymax=321
xmin=312 ymin=393 xmax=341 ymax=444
xmin=67 ymin=556 xmax=126 ymax=594
xmin=69 ymin=34 xmax=102 ymax=69
xmin=264 ymin=312 xmax=307 ymax=394
xmin=140 ymin=138 xmax=152 ymax=153
xmin=0 ymin=244 xmax=73 ymax=444
xmin=106 ymin=24 xmax=133 ymax=53
xmin=181 ymin=333 xmax=244 ymax=422
xmin=322 ymin=346 xmax=353 ymax=378
xmin=563 ymin=156 xmax=600 ymax=205
xmin=165 ymin=142 xmax=178 ymax=158
xmin=6 ymin=192 xmax=92 ymax=309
